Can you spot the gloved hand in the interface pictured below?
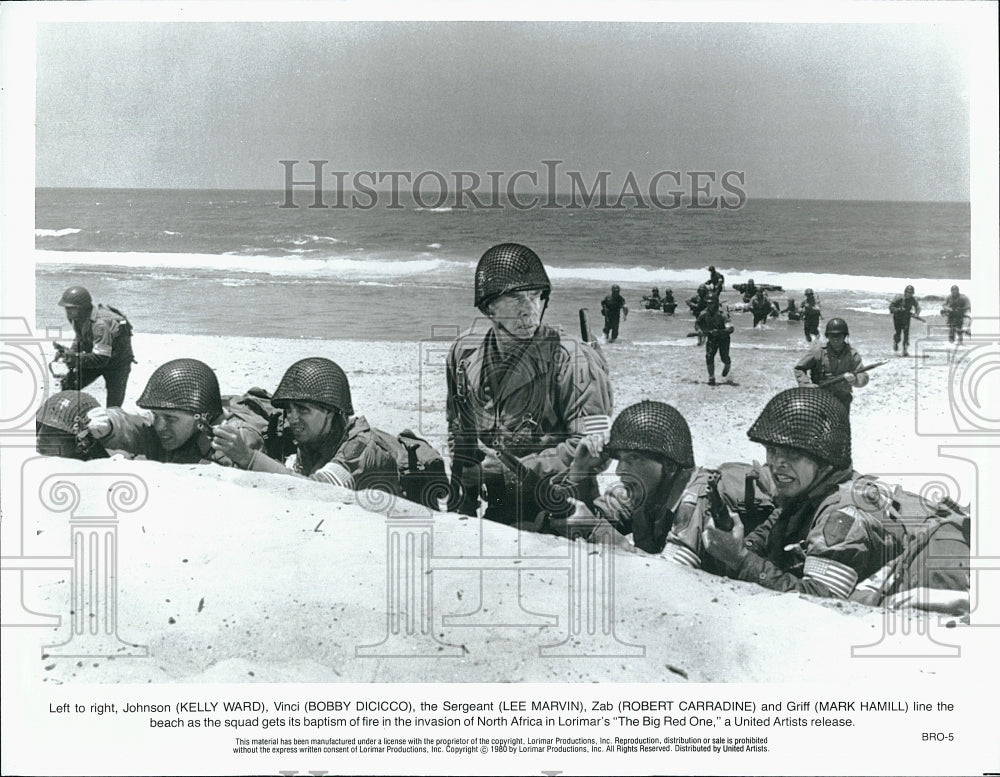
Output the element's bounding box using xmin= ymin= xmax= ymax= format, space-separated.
xmin=842 ymin=372 xmax=858 ymax=386
xmin=85 ymin=406 xmax=113 ymax=439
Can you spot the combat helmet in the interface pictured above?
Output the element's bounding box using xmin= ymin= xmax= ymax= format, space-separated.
xmin=272 ymin=358 xmax=354 ymax=416
xmin=36 ymin=390 xmax=100 ymax=433
xmin=605 ymin=401 xmax=695 ymax=469
xmin=905 ymin=285 xmax=915 ymax=294
xmin=825 ymin=317 xmax=849 ymax=336
xmin=58 ymin=286 xmax=93 ymax=309
xmin=474 ymin=243 xmax=551 ymax=312
xmin=747 ymin=387 xmax=851 ymax=468
xmin=137 ymin=359 xmax=223 ymax=418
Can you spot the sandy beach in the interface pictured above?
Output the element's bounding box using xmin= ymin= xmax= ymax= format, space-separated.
xmin=10 ymin=330 xmax=973 ymax=686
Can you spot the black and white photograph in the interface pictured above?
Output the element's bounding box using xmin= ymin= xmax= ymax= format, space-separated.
xmin=2 ymin=2 xmax=998 ymax=775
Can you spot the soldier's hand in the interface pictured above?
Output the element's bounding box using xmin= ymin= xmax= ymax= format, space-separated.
xmin=84 ymin=407 xmax=113 ymax=439
xmin=210 ymin=424 xmax=254 ymax=469
xmin=569 ymin=433 xmax=610 ymax=476
xmin=842 ymin=372 xmax=858 ymax=386
xmin=887 ymin=587 xmax=969 ymax=616
xmin=702 ymin=510 xmax=747 ymax=569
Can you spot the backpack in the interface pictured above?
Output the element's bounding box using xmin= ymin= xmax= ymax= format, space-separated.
xmin=850 ymin=480 xmax=971 ymax=605
xmin=222 ymin=387 xmax=296 ymax=461
xmin=371 ymin=428 xmax=451 ymax=510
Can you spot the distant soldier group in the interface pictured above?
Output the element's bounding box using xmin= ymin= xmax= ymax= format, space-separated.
xmin=38 ymin=250 xmax=971 ymax=617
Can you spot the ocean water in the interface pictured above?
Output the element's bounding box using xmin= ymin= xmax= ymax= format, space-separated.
xmin=35 ymin=189 xmax=970 ymax=357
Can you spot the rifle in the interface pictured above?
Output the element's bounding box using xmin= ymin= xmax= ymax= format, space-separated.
xmin=818 ymin=360 xmax=887 ymax=387
xmin=704 ymin=470 xmax=734 ymax=532
xmin=687 ymin=328 xmax=732 ymax=338
xmin=579 ymin=308 xmax=591 ymax=343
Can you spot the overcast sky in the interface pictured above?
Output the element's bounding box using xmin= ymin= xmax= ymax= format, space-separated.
xmin=35 ymin=21 xmax=972 ymax=200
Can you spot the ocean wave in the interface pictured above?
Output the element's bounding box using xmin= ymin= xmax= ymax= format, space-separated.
xmin=35 ymin=249 xmax=458 ymax=279
xmin=35 ymin=228 xmax=82 ymax=237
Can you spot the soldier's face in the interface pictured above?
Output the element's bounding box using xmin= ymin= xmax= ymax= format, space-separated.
xmin=615 ymin=451 xmax=664 ymax=507
xmin=63 ymin=305 xmax=84 ymax=323
xmin=764 ymin=445 xmax=819 ymax=500
xmin=489 ymin=289 xmax=544 ymax=339
xmin=152 ymin=410 xmax=198 ymax=451
xmin=826 ymin=333 xmax=847 ymax=353
xmin=285 ymin=401 xmax=333 ymax=445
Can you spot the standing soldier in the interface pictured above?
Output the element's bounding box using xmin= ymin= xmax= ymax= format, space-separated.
xmin=702 ymin=387 xmax=902 ymax=600
xmin=889 ymin=284 xmax=921 ymax=357
xmin=801 ymin=288 xmax=822 ymax=342
xmin=695 ymin=295 xmax=734 ymax=386
xmin=940 ymin=285 xmax=972 ymax=344
xmin=447 ymin=243 xmax=613 ymax=525
xmin=55 ymin=285 xmax=135 ymax=407
xmin=686 ymin=283 xmax=710 ymax=318
xmin=750 ymin=288 xmax=773 ymax=328
xmin=601 ymin=284 xmax=629 ymax=343
xmin=211 ymin=357 xmax=398 ymax=491
xmin=707 ymin=265 xmax=725 ymax=296
xmin=793 ymin=318 xmax=868 ymax=410
xmin=83 ymin=358 xmax=263 ymax=466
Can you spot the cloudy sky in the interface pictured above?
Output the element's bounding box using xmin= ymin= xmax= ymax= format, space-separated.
xmin=33 ymin=17 xmax=976 ymax=200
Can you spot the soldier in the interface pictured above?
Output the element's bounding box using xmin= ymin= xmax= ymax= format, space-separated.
xmin=642 ymin=287 xmax=663 ymax=310
xmin=35 ymin=390 xmax=109 ymax=460
xmin=801 ymin=288 xmax=822 ymax=342
xmin=702 ymin=387 xmax=902 ymax=600
xmin=695 ymin=295 xmax=733 ymax=386
xmin=750 ymin=288 xmax=773 ymax=328
xmin=661 ymin=288 xmax=677 ymax=315
xmin=55 ymin=285 xmax=135 ymax=407
xmin=889 ymin=284 xmax=921 ymax=356
xmin=686 ymin=284 xmax=711 ymax=318
xmin=601 ymin=284 xmax=629 ymax=342
xmin=940 ymin=284 xmax=972 ymax=344
xmin=211 ymin=357 xmax=398 ymax=490
xmin=707 ymin=265 xmax=725 ymax=296
xmin=447 ymin=243 xmax=613 ymax=524
xmin=781 ymin=298 xmax=801 ymax=321
xmin=553 ymin=401 xmax=774 ymax=572
xmin=793 ymin=318 xmax=868 ymax=410
xmin=740 ymin=278 xmax=757 ymax=304
xmin=83 ymin=358 xmax=263 ymax=466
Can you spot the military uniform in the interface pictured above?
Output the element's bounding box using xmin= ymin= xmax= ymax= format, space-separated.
xmin=750 ymin=293 xmax=773 ymax=327
xmin=281 ymin=415 xmax=398 ymax=490
xmin=889 ymin=293 xmax=921 ymax=353
xmin=601 ymin=292 xmax=628 ymax=342
xmin=447 ymin=324 xmax=613 ymax=523
xmin=801 ymin=296 xmax=821 ymax=341
xmin=732 ymin=469 xmax=902 ymax=599
xmin=63 ymin=304 xmax=135 ymax=407
xmin=695 ymin=306 xmax=732 ymax=382
xmin=98 ymin=407 xmax=263 ymax=466
xmin=941 ymin=291 xmax=971 ymax=343
xmin=794 ymin=342 xmax=867 ymax=407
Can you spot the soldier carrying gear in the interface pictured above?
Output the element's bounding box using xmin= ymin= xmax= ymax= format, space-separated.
xmin=83 ymin=358 xmax=263 ymax=466
xmin=35 ymin=390 xmax=109 ymax=460
xmin=801 ymin=288 xmax=822 ymax=342
xmin=940 ymin=284 xmax=972 ymax=344
xmin=702 ymin=387 xmax=901 ymax=600
xmin=695 ymin=295 xmax=734 ymax=385
xmin=600 ymin=284 xmax=628 ymax=343
xmin=554 ymin=400 xmax=774 ymax=572
xmin=793 ymin=317 xmax=868 ymax=410
xmin=447 ymin=242 xmax=613 ymax=525
xmin=55 ymin=285 xmax=135 ymax=407
xmin=210 ymin=357 xmax=398 ymax=491
xmin=642 ymin=287 xmax=663 ymax=310
xmin=889 ymin=284 xmax=921 ymax=356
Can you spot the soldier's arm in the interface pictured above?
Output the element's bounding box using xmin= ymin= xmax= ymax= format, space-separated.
xmin=733 ymin=504 xmax=884 ymax=599
xmin=851 ymin=349 xmax=870 ymax=388
xmin=445 ymin=341 xmax=480 ymax=465
xmin=662 ymin=472 xmax=711 ymax=568
xmin=518 ymin=341 xmax=613 ymax=481
xmin=74 ymin=317 xmax=117 ymax=370
xmin=94 ymin=408 xmax=162 ymax=457
xmin=324 ymin=428 xmax=398 ymax=491
xmin=793 ymin=351 xmax=816 ymax=386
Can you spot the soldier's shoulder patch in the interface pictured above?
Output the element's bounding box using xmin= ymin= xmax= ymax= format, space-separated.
xmin=339 ymin=437 xmax=368 ymax=462
xmin=823 ymin=509 xmax=858 ymax=546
